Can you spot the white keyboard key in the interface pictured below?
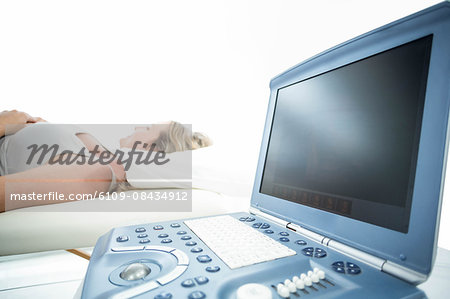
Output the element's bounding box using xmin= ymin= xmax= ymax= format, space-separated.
xmin=277 ymin=284 xmax=290 ymax=298
xmin=295 ymin=279 xmax=305 ymax=290
xmin=311 ymin=273 xmax=320 ymax=283
xmin=318 ymin=270 xmax=326 ymax=280
xmin=303 ymin=276 xmax=313 ymax=287
xmin=287 ymin=282 xmax=297 ymax=293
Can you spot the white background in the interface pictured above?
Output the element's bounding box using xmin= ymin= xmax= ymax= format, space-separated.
xmin=1 ymin=0 xmax=448 ymax=249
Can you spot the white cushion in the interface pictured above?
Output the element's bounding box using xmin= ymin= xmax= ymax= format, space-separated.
xmin=0 ymin=189 xmax=250 ymax=255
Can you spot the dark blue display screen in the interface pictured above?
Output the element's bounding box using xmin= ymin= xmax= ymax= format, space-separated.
xmin=260 ymin=35 xmax=432 ymax=233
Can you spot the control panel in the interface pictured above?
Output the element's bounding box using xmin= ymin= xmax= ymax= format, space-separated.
xmin=81 ymin=212 xmax=424 ymax=298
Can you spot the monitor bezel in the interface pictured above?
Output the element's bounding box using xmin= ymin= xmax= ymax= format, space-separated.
xmin=250 ymin=2 xmax=450 ymax=276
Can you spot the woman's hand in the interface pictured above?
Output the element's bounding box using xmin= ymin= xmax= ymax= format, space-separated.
xmin=0 ymin=110 xmax=46 ymax=137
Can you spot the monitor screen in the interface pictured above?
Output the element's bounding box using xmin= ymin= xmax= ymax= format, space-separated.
xmin=260 ymin=35 xmax=432 ymax=233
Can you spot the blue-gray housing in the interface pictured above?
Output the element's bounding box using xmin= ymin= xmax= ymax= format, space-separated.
xmin=251 ymin=1 xmax=450 ymax=277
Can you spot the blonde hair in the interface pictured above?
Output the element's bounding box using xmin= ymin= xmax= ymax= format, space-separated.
xmin=114 ymin=122 xmax=211 ymax=192
xmin=154 ymin=121 xmax=212 ymax=152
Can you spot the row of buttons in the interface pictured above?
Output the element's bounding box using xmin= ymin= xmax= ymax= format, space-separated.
xmin=134 ymin=222 xmax=181 ymax=234
xmin=135 ymin=227 xmax=150 ymax=244
xmin=116 ymin=224 xmax=169 ymax=244
xmin=116 ymin=233 xmax=196 ymax=245
xmin=275 ymin=267 xmax=333 ymax=298
xmin=180 ymin=230 xmax=195 ymax=247
xmin=153 ymin=291 xmax=206 ymax=299
xmin=247 ymin=218 xmax=311 ymax=246
xmin=240 ymin=215 xmax=313 ymax=247
xmin=154 ymin=291 xmax=172 ymax=299
xmin=187 ymin=243 xmax=221 ymax=273
xmin=332 ymin=261 xmax=361 ymax=275
xmin=252 ymin=222 xmax=271 ymax=229
xmin=301 ymin=247 xmax=327 ymax=258
xmin=277 ymin=236 xmax=307 ymax=244
xmin=261 ymin=232 xmax=307 ymax=244
xmin=183 ymin=233 xmax=213 ymax=299
xmin=239 ymin=216 xmax=314 ymax=246
xmin=181 ymin=276 xmax=209 ymax=287
xmin=253 ymin=223 xmax=295 ymax=244
xmin=188 ymin=247 xmax=220 ymax=272
xmin=239 ymin=216 xmax=255 ymax=222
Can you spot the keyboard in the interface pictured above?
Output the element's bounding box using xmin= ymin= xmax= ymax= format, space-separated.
xmin=184 ymin=215 xmax=296 ymax=269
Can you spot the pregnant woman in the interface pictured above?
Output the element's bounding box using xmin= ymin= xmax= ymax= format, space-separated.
xmin=0 ymin=110 xmax=211 ymax=212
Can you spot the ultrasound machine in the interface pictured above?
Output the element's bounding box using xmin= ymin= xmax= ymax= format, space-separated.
xmin=81 ymin=3 xmax=450 ymax=298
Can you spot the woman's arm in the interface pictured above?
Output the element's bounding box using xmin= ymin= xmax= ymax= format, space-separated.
xmin=0 ymin=110 xmax=44 ymax=137
xmin=0 ymin=163 xmax=112 ymax=212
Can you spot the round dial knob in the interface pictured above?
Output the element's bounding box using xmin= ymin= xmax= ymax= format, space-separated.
xmin=236 ymin=283 xmax=273 ymax=299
